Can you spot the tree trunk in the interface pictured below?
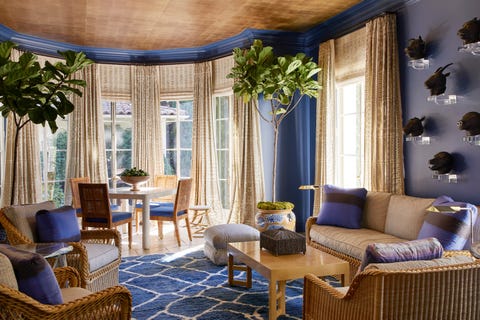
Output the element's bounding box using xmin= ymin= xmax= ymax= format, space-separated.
xmin=10 ymin=125 xmax=20 ymax=205
xmin=272 ymin=126 xmax=278 ymax=202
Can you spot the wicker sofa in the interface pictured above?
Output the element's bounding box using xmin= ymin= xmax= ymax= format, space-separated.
xmin=306 ymin=192 xmax=441 ymax=279
xmin=303 ymin=260 xmax=480 ymax=320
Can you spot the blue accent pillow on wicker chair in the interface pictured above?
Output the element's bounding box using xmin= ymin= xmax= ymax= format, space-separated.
xmin=359 ymin=237 xmax=444 ymax=271
xmin=0 ymin=244 xmax=63 ymax=305
xmin=36 ymin=206 xmax=81 ymax=242
xmin=316 ymin=184 xmax=367 ymax=229
xmin=417 ymin=196 xmax=478 ymax=250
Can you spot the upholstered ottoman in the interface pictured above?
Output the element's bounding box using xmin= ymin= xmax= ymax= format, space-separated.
xmin=204 ymin=224 xmax=260 ymax=265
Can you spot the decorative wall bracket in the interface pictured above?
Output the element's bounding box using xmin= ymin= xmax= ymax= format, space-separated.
xmin=432 ymin=172 xmax=458 ymax=183
xmin=405 ymin=135 xmax=431 ymax=144
xmin=408 ymin=58 xmax=430 ymax=70
xmin=458 ymin=41 xmax=480 ymax=56
xmin=427 ymin=94 xmax=457 ymax=105
xmin=463 ymin=135 xmax=480 ymax=146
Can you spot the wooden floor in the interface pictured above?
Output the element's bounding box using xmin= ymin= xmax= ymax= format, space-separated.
xmin=120 ymin=220 xmax=206 ymax=257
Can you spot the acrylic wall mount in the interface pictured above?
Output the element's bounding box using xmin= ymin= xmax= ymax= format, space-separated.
xmin=458 ymin=41 xmax=480 ymax=56
xmin=408 ymin=58 xmax=430 ymax=70
xmin=405 ymin=135 xmax=431 ymax=145
xmin=427 ymin=94 xmax=457 ymax=105
xmin=432 ymin=172 xmax=458 ymax=183
xmin=463 ymin=135 xmax=480 ymax=146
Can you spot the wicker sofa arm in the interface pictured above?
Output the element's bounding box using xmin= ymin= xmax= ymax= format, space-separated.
xmin=0 ymin=283 xmax=132 ymax=320
xmin=54 ymin=266 xmax=81 ymax=288
xmin=0 ymin=210 xmax=34 ymax=245
xmin=305 ymin=216 xmax=317 ymax=244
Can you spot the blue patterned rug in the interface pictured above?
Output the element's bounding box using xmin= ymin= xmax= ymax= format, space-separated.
xmin=120 ymin=248 xmax=337 ymax=320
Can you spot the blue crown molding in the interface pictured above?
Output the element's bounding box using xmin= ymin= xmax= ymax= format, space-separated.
xmin=0 ymin=0 xmax=411 ymax=64
xmin=304 ymin=0 xmax=412 ymax=50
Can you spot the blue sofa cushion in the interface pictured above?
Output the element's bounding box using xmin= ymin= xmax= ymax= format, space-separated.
xmin=36 ymin=206 xmax=81 ymax=242
xmin=0 ymin=244 xmax=63 ymax=305
xmin=359 ymin=237 xmax=444 ymax=271
xmin=417 ymin=195 xmax=478 ymax=250
xmin=316 ymin=184 xmax=367 ymax=229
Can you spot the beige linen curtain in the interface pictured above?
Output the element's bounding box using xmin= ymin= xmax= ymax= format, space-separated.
xmin=313 ymin=40 xmax=336 ymax=216
xmin=1 ymin=49 xmax=42 ymax=206
xmin=364 ymin=13 xmax=404 ymax=194
xmin=228 ymin=98 xmax=265 ymax=226
xmin=191 ymin=61 xmax=224 ymax=223
xmin=131 ymin=65 xmax=163 ymax=180
xmin=65 ymin=64 xmax=108 ymax=204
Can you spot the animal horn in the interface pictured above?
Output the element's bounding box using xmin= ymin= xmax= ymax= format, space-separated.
xmin=439 ymin=63 xmax=453 ymax=73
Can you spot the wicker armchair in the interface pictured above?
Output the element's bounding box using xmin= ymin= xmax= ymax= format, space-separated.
xmin=0 ymin=265 xmax=131 ymax=320
xmin=0 ymin=203 xmax=122 ymax=292
xmin=303 ymin=261 xmax=480 ymax=320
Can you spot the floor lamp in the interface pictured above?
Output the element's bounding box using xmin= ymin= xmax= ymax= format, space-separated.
xmin=426 ymin=204 xmax=479 ymax=257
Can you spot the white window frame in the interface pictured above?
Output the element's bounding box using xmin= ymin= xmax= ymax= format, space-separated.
xmin=335 ymin=77 xmax=365 ymax=188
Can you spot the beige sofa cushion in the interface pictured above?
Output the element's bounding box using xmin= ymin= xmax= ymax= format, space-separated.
xmin=384 ymin=195 xmax=434 ymax=240
xmin=0 ymin=252 xmax=18 ymax=290
xmin=309 ymin=224 xmax=407 ymax=260
xmin=3 ymin=201 xmax=56 ymax=242
xmin=361 ymin=191 xmax=392 ymax=232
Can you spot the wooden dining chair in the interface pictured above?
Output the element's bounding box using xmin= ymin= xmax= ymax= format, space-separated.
xmin=149 ymin=178 xmax=193 ymax=246
xmin=78 ymin=183 xmax=133 ymax=248
xmin=134 ymin=174 xmax=177 ymax=231
xmin=69 ymin=177 xmax=90 ymax=217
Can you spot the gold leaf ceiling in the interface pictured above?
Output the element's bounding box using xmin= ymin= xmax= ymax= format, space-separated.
xmin=0 ymin=0 xmax=362 ymax=50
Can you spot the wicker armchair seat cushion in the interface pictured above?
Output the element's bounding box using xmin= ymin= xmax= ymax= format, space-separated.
xmin=61 ymin=287 xmax=92 ymax=303
xmin=36 ymin=206 xmax=81 ymax=242
xmin=0 ymin=252 xmax=17 ymax=290
xmin=364 ymin=254 xmax=474 ymax=271
xmin=0 ymin=244 xmax=63 ymax=305
xmin=84 ymin=243 xmax=119 ymax=272
xmin=3 ymin=201 xmax=56 ymax=242
xmin=309 ymin=224 xmax=406 ymax=260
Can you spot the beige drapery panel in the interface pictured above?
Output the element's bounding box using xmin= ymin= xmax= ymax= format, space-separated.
xmin=64 ymin=64 xmax=108 ymax=204
xmin=1 ymin=49 xmax=42 ymax=206
xmin=191 ymin=61 xmax=224 ymax=223
xmin=313 ymin=40 xmax=336 ymax=216
xmin=213 ymin=55 xmax=234 ymax=92
xmin=131 ymin=65 xmax=163 ymax=179
xmin=228 ymin=98 xmax=265 ymax=226
xmin=364 ymin=14 xmax=404 ymax=194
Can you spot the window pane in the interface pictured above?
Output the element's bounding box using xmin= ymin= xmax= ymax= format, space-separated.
xmin=116 ymin=151 xmax=132 ymax=175
xmin=106 ymin=150 xmax=113 ymax=178
xmin=104 ymin=123 xmax=112 ymax=149
xmin=180 ymin=121 xmax=192 ymax=148
xmin=342 ymin=115 xmax=357 ymax=155
xmin=216 ymin=119 xmax=229 ymax=149
xmin=165 ymin=150 xmax=177 ymax=175
xmin=115 ymin=101 xmax=132 ymax=115
xmin=166 ymin=122 xmax=177 ymax=148
xmin=116 ymin=124 xmax=132 ymax=149
xmin=216 ymin=96 xmax=229 ymax=118
xmin=342 ymin=84 xmax=358 ymax=114
xmin=180 ymin=150 xmax=191 ymax=177
xmin=179 ymin=100 xmax=193 ymax=119
xmin=342 ymin=156 xmax=357 ymax=188
xmin=217 ymin=150 xmax=228 ymax=179
xmin=219 ymin=180 xmax=229 ymax=209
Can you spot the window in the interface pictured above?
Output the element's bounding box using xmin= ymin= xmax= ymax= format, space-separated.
xmin=103 ymin=100 xmax=133 ymax=187
xmin=39 ymin=119 xmax=68 ymax=206
xmin=162 ymin=100 xmax=193 ymax=178
xmin=214 ymin=95 xmax=232 ymax=209
xmin=335 ymin=78 xmax=365 ymax=188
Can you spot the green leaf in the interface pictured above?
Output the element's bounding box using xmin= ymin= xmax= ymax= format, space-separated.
xmin=286 ymin=60 xmax=302 ymax=75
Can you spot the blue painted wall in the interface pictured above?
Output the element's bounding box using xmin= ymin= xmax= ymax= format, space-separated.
xmin=397 ymin=0 xmax=480 ymax=204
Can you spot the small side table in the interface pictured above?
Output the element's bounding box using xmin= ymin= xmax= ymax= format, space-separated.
xmin=13 ymin=243 xmax=73 ymax=268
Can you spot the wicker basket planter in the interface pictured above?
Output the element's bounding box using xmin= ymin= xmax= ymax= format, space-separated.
xmin=260 ymin=227 xmax=306 ymax=256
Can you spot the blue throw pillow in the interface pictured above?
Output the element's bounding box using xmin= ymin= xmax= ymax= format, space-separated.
xmin=359 ymin=237 xmax=444 ymax=271
xmin=0 ymin=244 xmax=63 ymax=305
xmin=417 ymin=196 xmax=478 ymax=250
xmin=36 ymin=206 xmax=81 ymax=242
xmin=316 ymin=184 xmax=367 ymax=229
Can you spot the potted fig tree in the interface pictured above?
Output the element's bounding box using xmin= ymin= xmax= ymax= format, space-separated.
xmin=0 ymin=40 xmax=93 ymax=205
xmin=227 ymin=39 xmax=320 ymax=231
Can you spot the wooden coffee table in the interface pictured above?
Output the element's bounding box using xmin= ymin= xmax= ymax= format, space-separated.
xmin=227 ymin=241 xmax=349 ymax=320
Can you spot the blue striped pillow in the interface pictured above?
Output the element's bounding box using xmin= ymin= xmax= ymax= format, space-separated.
xmin=316 ymin=185 xmax=367 ymax=229
xmin=360 ymin=238 xmax=444 ymax=271
xmin=417 ymin=196 xmax=478 ymax=250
